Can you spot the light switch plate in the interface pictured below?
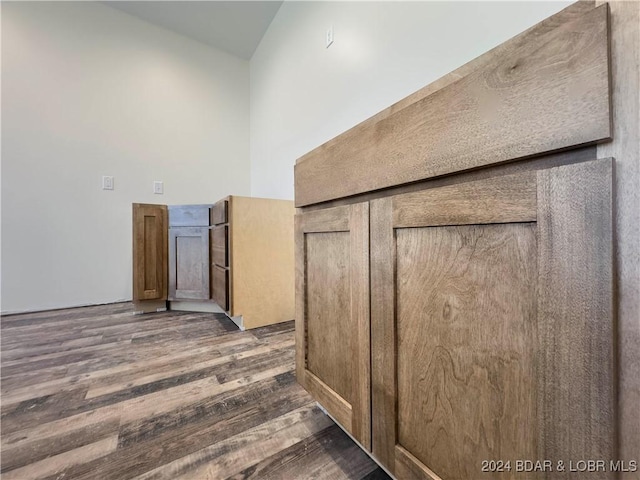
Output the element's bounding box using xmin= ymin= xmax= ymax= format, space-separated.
xmin=153 ymin=181 xmax=163 ymax=194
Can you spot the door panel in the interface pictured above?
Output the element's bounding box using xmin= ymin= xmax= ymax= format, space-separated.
xmin=133 ymin=203 xmax=167 ymax=302
xmin=295 ymin=203 xmax=371 ymax=449
xmin=396 ymin=224 xmax=537 ymax=479
xmin=169 ymin=227 xmax=210 ymax=300
xmin=371 ymin=159 xmax=615 ymax=479
xmin=306 ymin=232 xmax=352 ymax=402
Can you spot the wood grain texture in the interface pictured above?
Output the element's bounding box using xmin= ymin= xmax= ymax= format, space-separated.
xmin=133 ymin=204 xmax=168 ymax=302
xmin=537 ymin=158 xmax=616 ymax=477
xmin=2 ymin=436 xmax=119 ymax=480
xmin=596 ymin=0 xmax=640 ymax=473
xmin=305 ymin=231 xmax=352 ymax=402
xmin=393 ymin=171 xmax=536 ymax=227
xmin=395 ymin=446 xmax=441 ymax=480
xmin=299 ymin=205 xmax=351 ymax=232
xmin=211 ymin=225 xmax=228 ymax=267
xmin=369 ymin=197 xmax=396 ymax=470
xmin=396 ymin=224 xmax=537 ymax=480
xmin=210 ymin=199 xmax=228 ymax=225
xmin=350 ymin=202 xmax=371 ymax=450
xmin=295 ymin=5 xmax=611 ymax=206
xmin=304 ymin=371 xmax=353 ymax=431
xmin=211 ymin=265 xmax=229 ymax=311
xmin=303 ymin=147 xmax=597 ymax=213
xmin=169 ymin=227 xmax=210 ymax=300
xmin=0 ymin=303 xmax=389 ymax=480
xmin=226 ymin=424 xmax=380 ymax=480
xmin=296 ymin=203 xmax=372 ymax=450
xmin=294 ymin=211 xmax=307 ymax=387
xmin=228 ymin=196 xmax=295 ymax=329
xmin=134 ymin=405 xmax=332 ymax=480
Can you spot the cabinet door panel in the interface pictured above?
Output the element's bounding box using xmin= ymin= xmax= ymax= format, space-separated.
xmin=169 ymin=227 xmax=210 ymax=300
xmin=306 ymin=231 xmax=352 ymax=402
xmin=133 ymin=203 xmax=167 ymax=301
xmin=295 ymin=203 xmax=370 ymax=449
xmin=397 ymin=224 xmax=537 ymax=479
xmin=371 ymin=159 xmax=615 ymax=479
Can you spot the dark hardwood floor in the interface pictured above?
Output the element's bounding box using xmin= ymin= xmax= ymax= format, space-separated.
xmin=1 ymin=303 xmax=389 ymax=480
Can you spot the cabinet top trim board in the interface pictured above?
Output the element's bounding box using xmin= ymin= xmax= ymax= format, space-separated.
xmin=294 ymin=3 xmax=611 ymax=207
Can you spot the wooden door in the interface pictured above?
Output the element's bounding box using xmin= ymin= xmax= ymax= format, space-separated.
xmin=295 ymin=203 xmax=371 ymax=449
xmin=370 ymin=159 xmax=615 ymax=479
xmin=169 ymin=227 xmax=210 ymax=300
xmin=132 ymin=203 xmax=168 ymax=302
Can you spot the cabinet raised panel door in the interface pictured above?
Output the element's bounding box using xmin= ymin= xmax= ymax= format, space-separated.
xmin=294 ymin=203 xmax=371 ymax=449
xmin=132 ymin=203 xmax=168 ymax=302
xmin=168 ymin=227 xmax=210 ymax=300
xmin=370 ymin=159 xmax=615 ymax=479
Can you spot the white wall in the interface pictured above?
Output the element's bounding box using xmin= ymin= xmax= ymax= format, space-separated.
xmin=1 ymin=2 xmax=250 ymax=313
xmin=250 ymin=1 xmax=571 ymax=200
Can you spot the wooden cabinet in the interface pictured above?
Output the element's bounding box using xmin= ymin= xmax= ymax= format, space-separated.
xmin=168 ymin=205 xmax=212 ymax=301
xmin=132 ymin=203 xmax=167 ymax=302
xmin=132 ymin=203 xmax=168 ymax=313
xmin=210 ymin=199 xmax=230 ymax=311
xmin=294 ymin=3 xmax=620 ymax=479
xmin=369 ymin=163 xmax=614 ymax=479
xmin=296 ymin=162 xmax=615 ymax=479
xmin=133 ymin=197 xmax=294 ymax=329
xmin=168 ymin=227 xmax=210 ymax=300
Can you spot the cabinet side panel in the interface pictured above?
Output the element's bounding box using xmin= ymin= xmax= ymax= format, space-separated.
xmin=396 ymin=224 xmax=537 ymax=480
xmin=305 ymin=231 xmax=352 ymax=404
xmin=230 ymin=197 xmax=295 ymax=329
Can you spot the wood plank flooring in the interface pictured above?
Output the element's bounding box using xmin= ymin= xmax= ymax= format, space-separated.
xmin=1 ymin=303 xmax=389 ymax=480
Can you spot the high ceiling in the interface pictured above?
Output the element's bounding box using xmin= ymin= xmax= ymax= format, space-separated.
xmin=105 ymin=1 xmax=283 ymax=60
